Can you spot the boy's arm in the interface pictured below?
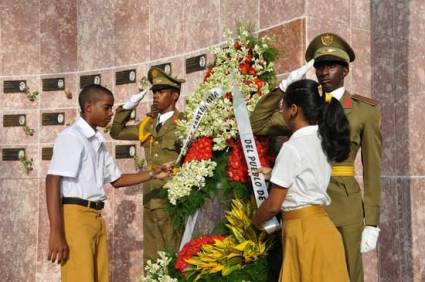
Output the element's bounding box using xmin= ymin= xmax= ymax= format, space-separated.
xmin=109 ymin=105 xmax=139 ymax=140
xmin=46 ymin=174 xmax=69 ymax=264
xmin=111 ymin=162 xmax=172 ymax=188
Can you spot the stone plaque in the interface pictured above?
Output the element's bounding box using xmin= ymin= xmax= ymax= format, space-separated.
xmin=42 ymin=112 xmax=65 ymax=126
xmin=3 ymin=114 xmax=26 ymax=127
xmin=43 ymin=77 xmax=65 ymax=91
xmin=80 ymin=74 xmax=101 ymax=89
xmin=153 ymin=63 xmax=172 ymax=75
xmin=115 ymin=145 xmax=136 ymax=159
xmin=2 ymin=148 xmax=25 ymax=161
xmin=186 ymin=54 xmax=207 ymax=73
xmin=42 ymin=147 xmax=54 ymax=161
xmin=116 ymin=69 xmax=136 ymax=85
xmin=3 ymin=80 xmax=27 ymax=93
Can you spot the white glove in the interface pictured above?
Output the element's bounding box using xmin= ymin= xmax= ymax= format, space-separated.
xmin=279 ymin=59 xmax=315 ymax=92
xmin=122 ymin=89 xmax=148 ymax=110
xmin=360 ymin=226 xmax=380 ymax=253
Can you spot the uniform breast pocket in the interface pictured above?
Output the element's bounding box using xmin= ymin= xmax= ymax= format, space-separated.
xmin=160 ymin=138 xmax=178 ymax=151
xmin=342 ymin=177 xmax=361 ymax=195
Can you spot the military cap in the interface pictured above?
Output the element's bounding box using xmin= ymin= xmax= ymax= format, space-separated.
xmin=148 ymin=67 xmax=185 ymax=91
xmin=305 ymin=33 xmax=355 ymax=64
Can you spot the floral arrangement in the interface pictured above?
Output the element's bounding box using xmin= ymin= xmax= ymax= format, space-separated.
xmin=160 ymin=26 xmax=278 ymax=230
xmin=142 ymin=199 xmax=272 ymax=282
xmin=176 ymin=27 xmax=277 ymax=151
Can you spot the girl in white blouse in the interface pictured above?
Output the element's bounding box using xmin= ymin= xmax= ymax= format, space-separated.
xmin=252 ymin=79 xmax=350 ymax=282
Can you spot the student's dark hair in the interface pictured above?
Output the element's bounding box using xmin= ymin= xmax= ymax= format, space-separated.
xmin=78 ymin=84 xmax=113 ymax=112
xmin=284 ymin=79 xmax=350 ymax=162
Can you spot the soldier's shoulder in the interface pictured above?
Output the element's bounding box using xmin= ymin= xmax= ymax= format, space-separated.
xmin=351 ymin=94 xmax=379 ymax=107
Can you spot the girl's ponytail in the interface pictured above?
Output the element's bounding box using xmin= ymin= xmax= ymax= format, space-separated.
xmin=318 ymin=97 xmax=350 ymax=162
xmin=284 ymin=79 xmax=350 ymax=162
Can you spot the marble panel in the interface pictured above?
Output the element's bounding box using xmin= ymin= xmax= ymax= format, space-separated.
xmin=379 ymin=98 xmax=396 ymax=176
xmin=0 ymin=179 xmax=39 ymax=281
xmin=306 ymin=16 xmax=349 ymax=44
xmin=363 ymin=251 xmax=378 ymax=282
xmin=1 ymin=76 xmax=41 ymax=111
xmin=114 ymin=0 xmax=149 ymax=65
xmin=39 ymin=109 xmax=78 ymax=144
xmin=306 ymin=0 xmax=349 ymax=24
xmin=149 ymin=0 xmax=184 ymax=60
xmin=0 ymin=1 xmax=40 ymax=75
xmin=410 ymin=179 xmax=425 ymax=282
xmin=350 ymin=30 xmax=371 ymax=98
xmin=401 ymin=0 xmax=425 ymax=42
xmin=40 ymin=0 xmax=78 ymax=73
xmin=394 ymin=94 xmax=409 ymax=176
xmin=111 ymin=188 xmax=144 ymax=281
xmin=77 ymin=0 xmax=114 ymax=71
xmin=350 ymin=0 xmax=371 ymax=31
xmin=1 ymin=109 xmax=39 ymax=145
xmin=220 ymin=0 xmax=258 ymax=37
xmin=259 ymin=19 xmax=305 ymax=75
xmin=370 ymin=0 xmax=394 ymax=37
xmin=259 ymin=0 xmax=304 ymax=29
xmin=183 ymin=0 xmax=220 ymax=53
xmin=40 ymin=74 xmax=78 ymax=109
xmin=406 ymin=94 xmax=425 ymax=176
xmin=0 ymin=144 xmax=39 ymax=179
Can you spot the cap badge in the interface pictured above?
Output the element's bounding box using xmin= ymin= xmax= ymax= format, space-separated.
xmin=151 ymin=69 xmax=158 ymax=77
xmin=321 ymin=34 xmax=334 ymax=46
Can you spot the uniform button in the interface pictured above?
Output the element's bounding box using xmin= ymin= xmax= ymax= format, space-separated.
xmin=154 ymin=153 xmax=159 ymax=157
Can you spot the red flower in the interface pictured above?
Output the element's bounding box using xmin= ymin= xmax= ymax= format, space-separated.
xmin=176 ymin=235 xmax=225 ymax=272
xmin=203 ymin=67 xmax=214 ymax=82
xmin=234 ymin=41 xmax=241 ymax=50
xmin=226 ymin=137 xmax=275 ymax=183
xmin=184 ymin=137 xmax=213 ymax=163
xmin=239 ymin=63 xmax=250 ymax=75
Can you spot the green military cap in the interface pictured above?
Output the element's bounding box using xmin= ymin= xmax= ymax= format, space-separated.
xmin=148 ymin=67 xmax=185 ymax=92
xmin=305 ymin=33 xmax=355 ymax=64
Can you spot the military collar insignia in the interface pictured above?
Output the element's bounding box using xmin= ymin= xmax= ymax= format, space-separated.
xmin=344 ymin=97 xmax=352 ymax=108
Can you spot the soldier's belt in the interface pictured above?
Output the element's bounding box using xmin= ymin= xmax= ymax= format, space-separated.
xmin=331 ymin=165 xmax=355 ymax=176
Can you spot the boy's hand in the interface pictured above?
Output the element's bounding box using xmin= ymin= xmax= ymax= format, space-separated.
xmin=47 ymin=229 xmax=69 ymax=264
xmin=253 ymin=167 xmax=272 ymax=180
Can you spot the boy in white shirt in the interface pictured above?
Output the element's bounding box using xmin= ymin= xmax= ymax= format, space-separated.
xmin=46 ymin=84 xmax=171 ymax=282
xmin=252 ymin=79 xmax=350 ymax=281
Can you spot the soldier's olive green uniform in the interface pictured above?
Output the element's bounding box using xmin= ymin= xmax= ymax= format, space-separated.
xmin=251 ymin=33 xmax=382 ymax=282
xmin=110 ymin=67 xmax=184 ymax=263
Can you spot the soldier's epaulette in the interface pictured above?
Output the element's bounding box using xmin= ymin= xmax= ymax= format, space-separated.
xmin=351 ymin=94 xmax=379 ymax=106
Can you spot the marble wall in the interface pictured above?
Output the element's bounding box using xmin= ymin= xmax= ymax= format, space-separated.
xmin=0 ymin=0 xmax=423 ymax=281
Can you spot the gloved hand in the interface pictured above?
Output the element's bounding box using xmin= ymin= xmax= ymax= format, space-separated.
xmin=122 ymin=89 xmax=148 ymax=110
xmin=360 ymin=226 xmax=380 ymax=253
xmin=279 ymin=59 xmax=315 ymax=92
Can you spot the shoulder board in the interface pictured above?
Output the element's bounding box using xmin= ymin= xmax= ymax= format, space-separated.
xmin=351 ymin=94 xmax=379 ymax=106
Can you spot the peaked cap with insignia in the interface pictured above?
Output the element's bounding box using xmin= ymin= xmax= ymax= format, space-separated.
xmin=306 ymin=33 xmax=355 ymax=65
xmin=148 ymin=67 xmax=185 ymax=92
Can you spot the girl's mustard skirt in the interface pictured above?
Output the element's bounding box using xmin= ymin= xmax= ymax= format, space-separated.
xmin=279 ymin=205 xmax=349 ymax=282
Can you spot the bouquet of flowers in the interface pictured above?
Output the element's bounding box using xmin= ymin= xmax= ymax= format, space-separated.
xmin=142 ymin=199 xmax=272 ymax=282
xmin=160 ymin=25 xmax=278 ymax=230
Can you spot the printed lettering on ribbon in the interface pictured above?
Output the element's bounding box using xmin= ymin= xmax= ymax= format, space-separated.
xmin=231 ymin=82 xmax=280 ymax=234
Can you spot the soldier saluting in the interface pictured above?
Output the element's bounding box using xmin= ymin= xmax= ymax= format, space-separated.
xmin=110 ymin=67 xmax=185 ymax=264
xmin=251 ymin=33 xmax=382 ymax=282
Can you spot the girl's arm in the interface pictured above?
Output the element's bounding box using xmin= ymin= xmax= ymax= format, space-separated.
xmin=252 ymin=184 xmax=288 ymax=229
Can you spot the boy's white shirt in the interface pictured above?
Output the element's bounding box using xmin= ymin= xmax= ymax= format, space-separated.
xmin=48 ymin=117 xmax=122 ymax=201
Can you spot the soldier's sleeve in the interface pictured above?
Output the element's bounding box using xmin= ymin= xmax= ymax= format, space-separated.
xmin=250 ymin=88 xmax=290 ymax=136
xmin=109 ymin=105 xmax=139 ymax=140
xmin=361 ymin=106 xmax=382 ymax=226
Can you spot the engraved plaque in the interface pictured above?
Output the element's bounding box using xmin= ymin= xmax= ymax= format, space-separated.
xmin=2 ymin=148 xmax=25 ymax=161
xmin=42 ymin=112 xmax=65 ymax=126
xmin=3 ymin=80 xmax=27 ymax=93
xmin=115 ymin=145 xmax=136 ymax=159
xmin=43 ymin=78 xmax=65 ymax=91
xmin=116 ymin=69 xmax=136 ymax=85
xmin=153 ymin=63 xmax=172 ymax=75
xmin=3 ymin=114 xmax=26 ymax=127
xmin=42 ymin=147 xmax=54 ymax=161
xmin=80 ymin=74 xmax=101 ymax=89
xmin=186 ymin=54 xmax=207 ymax=73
